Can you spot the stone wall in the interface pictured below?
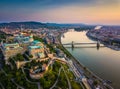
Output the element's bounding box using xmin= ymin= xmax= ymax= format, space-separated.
xmin=4 ymin=47 xmax=24 ymax=60
xmin=29 ymin=48 xmax=45 ymax=58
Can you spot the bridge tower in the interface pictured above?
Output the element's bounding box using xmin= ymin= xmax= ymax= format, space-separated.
xmin=72 ymin=41 xmax=74 ymax=48
xmin=97 ymin=40 xmax=100 ymax=48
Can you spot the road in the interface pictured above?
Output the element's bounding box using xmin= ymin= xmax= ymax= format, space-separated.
xmin=0 ymin=82 xmax=5 ymax=89
xmin=21 ymin=67 xmax=41 ymax=89
xmin=11 ymin=78 xmax=25 ymax=89
xmin=50 ymin=66 xmax=62 ymax=89
xmin=1 ymin=69 xmax=25 ymax=89
xmin=67 ymin=59 xmax=91 ymax=89
xmin=62 ymin=66 xmax=72 ymax=89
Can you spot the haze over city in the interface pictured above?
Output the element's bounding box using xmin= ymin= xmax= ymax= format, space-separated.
xmin=0 ymin=0 xmax=120 ymax=25
xmin=0 ymin=0 xmax=120 ymax=89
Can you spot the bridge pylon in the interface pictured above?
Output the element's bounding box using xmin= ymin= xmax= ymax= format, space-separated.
xmin=97 ymin=40 xmax=100 ymax=48
xmin=72 ymin=41 xmax=74 ymax=48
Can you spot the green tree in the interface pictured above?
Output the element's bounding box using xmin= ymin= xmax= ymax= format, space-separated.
xmin=29 ymin=55 xmax=33 ymax=58
xmin=93 ymin=80 xmax=98 ymax=86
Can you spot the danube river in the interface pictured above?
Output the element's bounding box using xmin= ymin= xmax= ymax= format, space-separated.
xmin=61 ymin=31 xmax=120 ymax=89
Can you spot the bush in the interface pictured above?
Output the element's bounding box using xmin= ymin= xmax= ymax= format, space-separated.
xmin=29 ymin=55 xmax=33 ymax=58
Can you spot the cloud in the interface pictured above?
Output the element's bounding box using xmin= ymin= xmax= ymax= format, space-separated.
xmin=0 ymin=0 xmax=119 ymax=9
xmin=0 ymin=0 xmax=120 ymax=25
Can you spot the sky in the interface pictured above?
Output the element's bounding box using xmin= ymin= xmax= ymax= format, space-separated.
xmin=0 ymin=0 xmax=120 ymax=25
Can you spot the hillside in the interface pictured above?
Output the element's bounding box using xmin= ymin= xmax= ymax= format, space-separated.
xmin=0 ymin=22 xmax=47 ymax=29
xmin=0 ymin=21 xmax=86 ymax=30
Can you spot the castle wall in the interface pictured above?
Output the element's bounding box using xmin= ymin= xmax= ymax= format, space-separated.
xmin=4 ymin=47 xmax=24 ymax=60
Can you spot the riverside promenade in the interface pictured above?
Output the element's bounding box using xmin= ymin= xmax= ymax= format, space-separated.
xmin=58 ymin=33 xmax=114 ymax=89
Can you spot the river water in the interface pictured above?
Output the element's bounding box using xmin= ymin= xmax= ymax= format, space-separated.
xmin=61 ymin=31 xmax=120 ymax=89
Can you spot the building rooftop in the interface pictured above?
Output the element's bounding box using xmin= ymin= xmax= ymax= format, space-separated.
xmin=29 ymin=46 xmax=42 ymax=49
xmin=32 ymin=40 xmax=41 ymax=45
xmin=38 ymin=52 xmax=45 ymax=57
xmin=4 ymin=43 xmax=19 ymax=47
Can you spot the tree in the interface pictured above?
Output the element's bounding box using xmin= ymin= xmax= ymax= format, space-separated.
xmin=83 ymin=67 xmax=87 ymax=70
xmin=29 ymin=55 xmax=33 ymax=58
xmin=93 ymin=80 xmax=98 ymax=86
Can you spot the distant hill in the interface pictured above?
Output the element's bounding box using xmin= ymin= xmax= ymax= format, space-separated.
xmin=0 ymin=21 xmax=119 ymax=30
xmin=46 ymin=23 xmax=85 ymax=27
xmin=0 ymin=21 xmax=47 ymax=29
xmin=0 ymin=21 xmax=86 ymax=30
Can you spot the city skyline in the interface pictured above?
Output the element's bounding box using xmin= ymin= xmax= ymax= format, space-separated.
xmin=0 ymin=0 xmax=120 ymax=25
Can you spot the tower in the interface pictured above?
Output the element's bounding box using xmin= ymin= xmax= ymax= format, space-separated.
xmin=72 ymin=41 xmax=74 ymax=48
xmin=29 ymin=34 xmax=34 ymax=42
xmin=97 ymin=40 xmax=100 ymax=50
xmin=20 ymin=25 xmax=23 ymax=32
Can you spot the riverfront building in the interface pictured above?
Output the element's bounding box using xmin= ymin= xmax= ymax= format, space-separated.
xmin=68 ymin=29 xmax=75 ymax=32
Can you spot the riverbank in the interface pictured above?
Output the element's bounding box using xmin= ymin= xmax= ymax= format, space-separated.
xmin=86 ymin=31 xmax=120 ymax=51
xmin=59 ymin=32 xmax=114 ymax=89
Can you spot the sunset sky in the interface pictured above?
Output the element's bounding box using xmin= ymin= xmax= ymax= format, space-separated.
xmin=0 ymin=0 xmax=120 ymax=25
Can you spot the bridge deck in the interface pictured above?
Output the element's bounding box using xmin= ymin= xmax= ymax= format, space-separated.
xmin=63 ymin=43 xmax=100 ymax=45
xmin=64 ymin=46 xmax=105 ymax=48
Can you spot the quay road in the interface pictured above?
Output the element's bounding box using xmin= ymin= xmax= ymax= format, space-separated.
xmin=57 ymin=34 xmax=93 ymax=89
xmin=66 ymin=56 xmax=114 ymax=89
xmin=67 ymin=59 xmax=91 ymax=89
xmin=58 ymin=35 xmax=113 ymax=89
